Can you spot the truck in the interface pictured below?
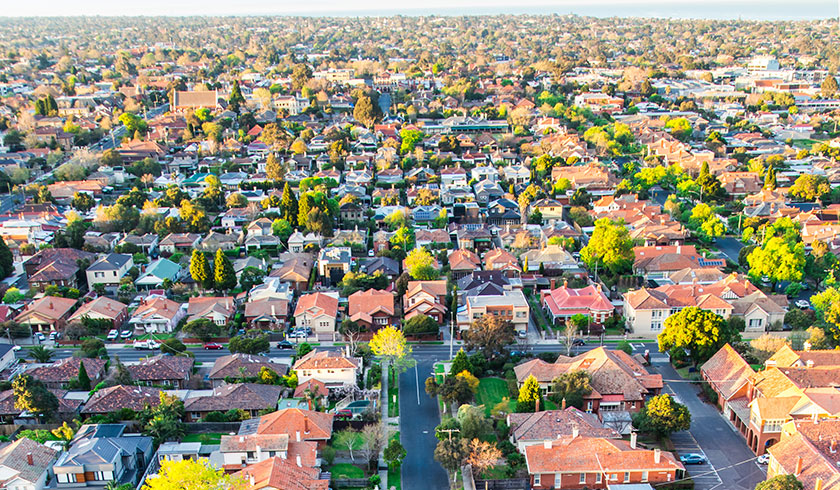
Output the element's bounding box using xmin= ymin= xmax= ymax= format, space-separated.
xmin=133 ymin=339 xmax=161 ymax=350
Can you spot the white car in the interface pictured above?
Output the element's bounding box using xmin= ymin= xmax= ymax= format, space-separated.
xmin=795 ymin=300 xmax=810 ymax=309
xmin=757 ymin=454 xmax=769 ymax=465
xmin=107 ymin=329 xmax=119 ymax=340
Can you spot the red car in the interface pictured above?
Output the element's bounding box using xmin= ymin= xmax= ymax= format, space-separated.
xmin=204 ymin=342 xmax=223 ymax=350
xmin=335 ymin=409 xmax=353 ymax=419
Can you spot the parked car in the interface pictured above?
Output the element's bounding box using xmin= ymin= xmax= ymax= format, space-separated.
xmin=35 ymin=333 xmax=46 ymax=342
xmin=572 ymin=339 xmax=585 ymax=346
xmin=335 ymin=409 xmax=353 ymax=419
xmin=49 ymin=332 xmax=60 ymax=341
xmin=288 ymin=331 xmax=307 ymax=339
xmin=757 ymin=454 xmax=769 ymax=465
xmin=680 ymin=454 xmax=706 ymax=465
xmin=795 ymin=300 xmax=810 ymax=309
xmin=107 ymin=329 xmax=119 ymax=340
xmin=204 ymin=342 xmax=223 ymax=350
xmin=277 ymin=340 xmax=294 ymax=349
xmin=120 ymin=330 xmax=133 ymax=339
xmin=134 ymin=339 xmax=161 ymax=350
xmin=517 ymin=330 xmax=528 ymax=339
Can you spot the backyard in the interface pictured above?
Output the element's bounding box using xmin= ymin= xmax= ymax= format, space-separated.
xmin=181 ymin=432 xmax=223 ymax=445
xmin=475 ymin=377 xmax=557 ymax=415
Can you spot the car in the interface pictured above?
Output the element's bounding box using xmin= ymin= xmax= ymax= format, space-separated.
xmin=12 ymin=345 xmax=21 ymax=351
xmin=204 ymin=342 xmax=223 ymax=350
xmin=335 ymin=409 xmax=353 ymax=419
xmin=134 ymin=339 xmax=161 ymax=350
xmin=35 ymin=333 xmax=46 ymax=342
xmin=120 ymin=330 xmax=133 ymax=339
xmin=368 ymin=249 xmax=375 ymax=257
xmin=509 ymin=350 xmax=526 ymax=358
xmin=288 ymin=331 xmax=306 ymax=339
xmin=277 ymin=340 xmax=294 ymax=349
xmin=572 ymin=339 xmax=585 ymax=346
xmin=517 ymin=330 xmax=528 ymax=339
xmin=680 ymin=454 xmax=706 ymax=465
xmin=49 ymin=331 xmax=60 ymax=341
xmin=795 ymin=300 xmax=810 ymax=309
xmin=757 ymin=454 xmax=769 ymax=465
xmin=107 ymin=329 xmax=119 ymax=340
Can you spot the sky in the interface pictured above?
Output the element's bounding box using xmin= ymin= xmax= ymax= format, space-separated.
xmin=2 ymin=0 xmax=837 ymax=19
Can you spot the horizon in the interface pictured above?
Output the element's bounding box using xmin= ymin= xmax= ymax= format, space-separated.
xmin=2 ymin=0 xmax=837 ymax=20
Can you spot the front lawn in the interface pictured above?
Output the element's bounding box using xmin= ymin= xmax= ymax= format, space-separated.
xmin=388 ymin=431 xmax=402 ymax=490
xmin=328 ymin=463 xmax=365 ymax=479
xmin=388 ymin=368 xmax=399 ymax=417
xmin=332 ymin=432 xmax=365 ymax=451
xmin=475 ymin=377 xmax=557 ymax=414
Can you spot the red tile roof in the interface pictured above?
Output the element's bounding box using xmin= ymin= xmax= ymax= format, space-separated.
xmin=525 ymin=436 xmax=684 ymax=474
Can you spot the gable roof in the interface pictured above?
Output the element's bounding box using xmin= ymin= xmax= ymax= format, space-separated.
xmin=525 ymin=436 xmax=684 ymax=474
xmin=234 ymin=456 xmax=329 ymax=490
xmin=293 ymin=292 xmax=338 ymax=318
xmin=81 ymin=385 xmax=162 ymax=414
xmin=509 ymin=407 xmax=620 ymax=442
xmin=184 ymin=383 xmax=284 ymax=412
xmin=86 ymin=253 xmax=132 ymax=271
xmin=68 ymin=296 xmax=127 ymax=323
xmin=293 ymin=349 xmax=361 ymax=371
xmin=244 ymin=408 xmax=334 ymax=441
xmin=127 ymin=354 xmax=194 ymax=382
xmin=348 ymin=289 xmax=395 ymax=321
xmin=0 ymin=438 xmax=57 ymax=485
xmin=28 ymin=357 xmax=106 ymax=384
xmin=701 ymin=344 xmax=753 ymax=400
xmin=209 ymin=354 xmax=287 ymax=380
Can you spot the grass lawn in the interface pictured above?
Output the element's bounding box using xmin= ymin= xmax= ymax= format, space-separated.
xmin=182 ymin=433 xmax=223 ymax=444
xmin=388 ymin=370 xmax=399 ymax=417
xmin=475 ymin=378 xmax=510 ymax=415
xmin=388 ymin=432 xmax=402 ymax=490
xmin=333 ymin=432 xmax=365 ymax=451
xmin=328 ymin=463 xmax=365 ymax=479
xmin=676 ymin=366 xmax=701 ymax=381
xmin=480 ymin=466 xmax=508 ymax=479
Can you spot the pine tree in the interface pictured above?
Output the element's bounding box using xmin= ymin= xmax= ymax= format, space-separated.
xmin=280 ymin=182 xmax=298 ymax=224
xmin=214 ymin=249 xmax=236 ymax=292
xmin=0 ymin=236 xmax=13 ymax=278
xmin=764 ymin=165 xmax=777 ymax=190
xmin=77 ymin=360 xmax=91 ymax=390
xmin=450 ymin=349 xmax=472 ymax=376
xmin=229 ymin=80 xmax=245 ymax=113
xmin=190 ymin=250 xmax=212 ymax=290
xmin=297 ymin=193 xmax=313 ymax=228
xmin=265 ymin=153 xmax=283 ymax=180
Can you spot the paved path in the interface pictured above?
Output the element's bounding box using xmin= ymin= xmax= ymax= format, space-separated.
xmin=400 ymin=358 xmax=450 ymax=490
xmin=653 ymin=361 xmax=766 ymax=490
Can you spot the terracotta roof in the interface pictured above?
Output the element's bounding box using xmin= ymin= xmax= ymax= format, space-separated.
xmin=81 ymin=385 xmax=162 ymax=414
xmin=244 ymin=298 xmax=289 ymax=319
xmin=768 ymin=346 xmax=840 ymax=368
xmin=542 ymin=284 xmax=613 ymax=317
xmin=293 ymin=350 xmax=360 ymax=371
xmin=293 ymin=292 xmax=338 ymax=318
xmin=525 ymin=436 xmax=684 ymax=474
xmin=15 ymin=296 xmax=77 ymax=323
xmin=221 ymin=433 xmax=289 ymax=453
xmin=28 ymin=357 xmax=106 ymax=384
xmin=0 ymin=438 xmax=57 ymax=486
xmin=209 ymin=354 xmax=288 ymax=380
xmin=293 ymin=379 xmax=327 ymax=398
xmin=448 ymin=249 xmax=481 ymax=271
xmin=405 ymin=280 xmax=447 ymax=299
xmin=68 ymin=296 xmax=127 ymax=322
xmin=348 ymin=289 xmax=394 ymax=319
xmin=234 ymin=456 xmax=329 ymax=490
xmin=768 ymin=431 xmax=840 ymax=490
xmin=184 ymin=383 xmax=283 ymax=412
xmin=509 ymin=407 xmax=620 ymax=442
xmin=187 ymin=296 xmax=235 ymax=322
xmin=127 ymin=354 xmax=193 ymax=382
xmin=131 ymin=297 xmax=182 ymax=322
xmin=250 ymin=408 xmax=334 ymax=441
xmin=701 ymin=344 xmax=753 ymax=400
xmin=28 ymin=260 xmax=78 ymax=283
xmin=0 ymin=388 xmax=80 ymax=416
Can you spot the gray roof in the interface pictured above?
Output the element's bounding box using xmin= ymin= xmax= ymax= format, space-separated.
xmin=0 ymin=343 xmax=13 ymax=358
xmin=56 ymin=436 xmax=152 ymax=468
xmin=87 ymin=253 xmax=132 ymax=271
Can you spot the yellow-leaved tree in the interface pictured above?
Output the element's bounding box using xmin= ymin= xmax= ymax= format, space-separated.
xmin=143 ymin=459 xmax=246 ymax=490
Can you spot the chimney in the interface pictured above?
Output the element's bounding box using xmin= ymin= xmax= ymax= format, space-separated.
xmin=49 ymin=301 xmax=53 ymax=309
xmin=535 ymin=397 xmax=540 ymax=412
xmin=249 ymin=475 xmax=255 ymax=486
xmin=676 ymin=245 xmax=681 ymax=255
xmin=550 ymin=278 xmax=556 ymax=290
xmin=804 ymin=342 xmax=812 ymax=351
xmin=654 ymin=449 xmax=661 ymax=464
xmin=561 ymin=398 xmax=566 ymax=410
xmin=271 ymin=304 xmax=276 ymax=316
xmin=816 ymin=478 xmax=824 ymax=490
xmin=295 ymin=431 xmax=301 ymax=442
xmin=296 ymin=455 xmax=302 ymax=467
xmin=543 ymin=439 xmax=552 ymax=449
xmin=563 ymin=279 xmax=568 ymax=288
xmin=795 ymin=456 xmax=803 ymax=476
xmin=807 ymin=360 xmax=815 ymax=368
xmin=830 ymin=440 xmax=836 ymax=453
xmin=630 ymin=432 xmax=637 ymax=449
xmin=26 ymin=452 xmax=33 ymax=465
xmin=304 ymin=416 xmax=310 ymax=433
xmin=572 ymin=426 xmax=579 ymax=439
xmin=256 ymin=445 xmax=262 ymax=460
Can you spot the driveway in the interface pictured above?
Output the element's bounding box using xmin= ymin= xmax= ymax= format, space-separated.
xmin=400 ymin=358 xmax=450 ymax=490
xmin=652 ymin=361 xmax=766 ymax=490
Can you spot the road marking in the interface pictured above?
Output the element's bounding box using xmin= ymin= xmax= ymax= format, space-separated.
xmin=415 ymin=365 xmax=420 ymax=405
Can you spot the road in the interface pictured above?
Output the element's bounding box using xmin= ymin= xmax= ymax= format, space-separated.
xmin=715 ymin=236 xmax=744 ymax=264
xmin=399 ymin=357 xmax=450 ymax=490
xmin=653 ymin=361 xmax=766 ymax=490
xmin=91 ymin=103 xmax=169 ymax=151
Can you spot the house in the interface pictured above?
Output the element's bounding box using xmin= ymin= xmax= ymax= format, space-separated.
xmin=448 ymin=249 xmax=482 ymax=280
xmin=118 ymin=234 xmax=158 ymax=255
xmin=766 ymin=419 xmax=840 ymax=490
xmin=54 ymin=424 xmax=153 ymax=487
xmin=0 ymin=343 xmax=15 ymax=373
xmin=208 ymin=354 xmax=288 ymax=388
xmin=269 ymin=258 xmax=312 ymax=292
xmin=183 ymin=383 xmax=284 ymax=422
xmin=458 ymin=290 xmax=530 ymax=335
xmin=128 ymin=296 xmax=186 ymax=333
xmin=483 ymin=248 xmax=521 ymax=277
xmin=68 ymin=296 xmax=127 ymax=329
xmin=541 ymin=281 xmax=614 ymax=327
xmin=700 ymin=343 xmax=754 ymax=428
xmin=0 ymin=388 xmax=82 ymax=423
xmin=234 ymin=456 xmax=329 ymax=490
xmin=317 ymin=247 xmax=352 ymax=287
xmin=186 ymin=296 xmax=235 ymax=326
xmin=246 ymin=218 xmax=274 ymax=237
xmin=28 ymin=357 xmax=107 ymax=390
xmin=347 ymin=289 xmax=396 ymax=331
xmin=238 ymin=408 xmax=334 ymax=450
xmin=159 ymin=233 xmax=201 ymax=255
xmin=521 ymin=245 xmax=577 ymax=273
xmin=507 ymin=407 xmax=620 ymax=452
xmin=294 ymin=292 xmax=339 ymax=340
xmin=287 ymin=231 xmax=322 ymax=253
xmin=0 ymin=437 xmax=58 ymax=490
xmin=633 ymin=244 xmax=725 ymax=281
xmin=126 ymin=354 xmax=194 ymax=389
xmin=530 ymin=198 xmax=565 ymax=220
xmin=86 ymin=253 xmax=134 ymax=291
xmin=135 ymin=258 xmax=181 ymax=289
xmin=244 ymin=298 xmax=290 ymax=329
xmin=80 ymin=385 xmax=162 ymax=416
xmin=24 ymin=248 xmax=97 ymax=292
xmin=198 ymin=230 xmax=241 ymax=253
xmin=514 ymin=347 xmax=663 ymax=415
xmin=293 ymin=350 xmax=361 ymax=389
xmin=503 ymin=164 xmax=530 ymax=185
xmin=360 ymin=257 xmax=400 ymax=280
xmin=15 ymin=296 xmax=77 ymax=333
xmin=524 ymin=436 xmax=684 ymax=490
xmin=403 ymin=280 xmax=448 ymax=323
xmin=172 ymin=90 xmax=219 ymax=111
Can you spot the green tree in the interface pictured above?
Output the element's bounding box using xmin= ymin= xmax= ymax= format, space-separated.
xmin=291 ymin=63 xmax=313 ymax=92
xmin=0 ymin=236 xmax=13 ymax=279
xmin=72 ymin=192 xmax=96 ymax=212
xmin=434 ymin=437 xmax=469 ymax=480
xmin=517 ymin=374 xmax=542 ymax=412
xmin=354 ymin=94 xmax=382 ymax=128
xmin=76 ymin=360 xmax=91 ymax=390
xmin=548 ymin=370 xmax=592 ymax=409
xmin=265 ymin=153 xmax=284 ymax=181
xmin=139 ymin=392 xmax=186 ymax=444
xmin=789 ymin=174 xmax=830 ymax=202
xmin=80 ymin=338 xmax=106 ymax=358
xmin=657 ymin=306 xmax=739 ymax=365
xmin=747 ymin=237 xmax=805 ymax=289
xmin=228 ymin=334 xmax=271 ymax=355
xmin=280 ymin=182 xmax=298 ymax=224
xmin=228 ymin=80 xmax=245 ymax=113
xmin=764 ymin=165 xmax=777 ymax=190
xmin=384 ymin=438 xmax=407 ymax=470
xmin=213 ymin=249 xmax=236 ymax=292
xmin=755 ymin=476 xmax=804 ymax=490
xmin=189 ymin=250 xmax=213 ymax=290
xmin=13 ymin=374 xmax=58 ymax=421
xmin=632 ymin=394 xmax=691 ymax=439
xmin=182 ymin=318 xmax=223 ymax=342
xmin=449 ymin=349 xmax=473 ymax=376
xmin=403 ymin=314 xmax=439 ymax=336
xmin=28 ymin=345 xmax=53 ymax=363
xmin=161 ymin=338 xmax=189 ymax=356
xmin=2 ymin=287 xmax=23 ymax=304
xmin=579 ymin=218 xmax=634 ymax=276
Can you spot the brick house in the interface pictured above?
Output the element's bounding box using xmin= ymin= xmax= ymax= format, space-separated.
xmin=347 ymin=289 xmax=396 ymax=331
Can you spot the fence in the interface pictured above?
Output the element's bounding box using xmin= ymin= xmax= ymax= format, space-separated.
xmin=333 ymin=478 xmax=370 ymax=488
xmin=473 ymin=479 xmax=530 ymax=490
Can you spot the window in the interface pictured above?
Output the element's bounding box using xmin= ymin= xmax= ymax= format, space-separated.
xmin=555 ymin=473 xmax=561 ymax=488
xmin=57 ymin=473 xmax=78 ymax=483
xmin=94 ymin=271 xmax=105 ymax=278
xmin=642 ymin=471 xmax=649 ymax=482
xmin=610 ymin=474 xmax=618 ymax=481
xmin=93 ymin=471 xmax=112 ymax=481
xmin=624 ymin=472 xmax=630 ymax=483
xmin=652 ymin=310 xmax=663 ymax=319
xmin=534 ymin=474 xmax=541 ymax=486
xmin=651 ymin=321 xmax=662 ymax=331
xmin=749 ymin=318 xmax=763 ymax=328
xmin=764 ymin=419 xmax=783 ymax=432
xmin=580 ymin=473 xmax=586 ymax=484
xmin=596 ymin=474 xmax=602 ymax=484
xmin=586 ymin=401 xmax=593 ymax=412
xmin=516 ymin=311 xmax=526 ymax=318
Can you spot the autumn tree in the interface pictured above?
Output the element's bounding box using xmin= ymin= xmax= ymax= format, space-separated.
xmin=405 ymin=247 xmax=438 ymax=280
xmin=755 ymin=475 xmax=804 ymax=490
xmin=466 ymin=439 xmax=502 ymax=478
xmin=789 ymin=174 xmax=830 ymax=202
xmin=657 ymin=306 xmax=740 ymax=365
xmin=142 ymin=459 xmax=246 ymax=490
xmin=265 ymin=153 xmax=284 ymax=181
xmin=13 ymin=374 xmax=58 ymax=422
xmin=822 ymin=76 xmax=839 ymax=97
xmin=517 ymin=374 xmax=542 ymax=412
xmin=750 ymin=334 xmax=789 ymax=364
xmin=353 ymin=94 xmax=382 ymax=128
xmin=462 ymin=314 xmax=515 ymax=360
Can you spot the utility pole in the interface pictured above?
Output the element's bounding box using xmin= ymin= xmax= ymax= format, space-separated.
xmin=439 ymin=428 xmax=460 ymax=441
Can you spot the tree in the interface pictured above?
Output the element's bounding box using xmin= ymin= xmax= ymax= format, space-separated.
xmin=466 ymin=439 xmax=502 ymax=479
xmin=789 ymin=174 xmax=830 ymax=202
xmin=549 ymin=370 xmax=592 ymax=409
xmin=747 ymin=237 xmax=805 ymax=289
xmin=354 ymin=94 xmax=382 ymax=128
xmin=280 ymin=182 xmax=298 ymax=224
xmin=403 ymin=314 xmax=438 ymax=336
xmin=405 ymin=247 xmax=437 ymax=280
xmin=562 ymin=322 xmax=579 ymax=356
xmin=291 ymin=63 xmax=313 ymax=91
xmin=228 ymin=80 xmax=245 ymax=113
xmin=755 ymin=475 xmax=804 ymax=490
xmin=51 ymin=421 xmax=76 ymax=450
xmin=449 ymin=349 xmax=473 ymax=376
xmin=228 ymin=334 xmax=270 ymax=355
xmin=384 ymin=438 xmax=407 ymax=470
xmin=657 ymin=306 xmax=739 ymax=365
xmin=213 ymin=249 xmax=236 ymax=292
xmin=140 ymin=392 xmax=186 ymax=444
xmin=2 ymin=287 xmax=23 ymax=304
xmin=463 ymin=314 xmax=515 ymax=360
xmin=457 ymin=404 xmax=490 ymax=440
xmin=13 ymin=374 xmax=58 ymax=421
xmin=81 ymin=338 xmax=106 ymax=358
xmin=370 ymin=326 xmax=412 ymax=374
xmin=822 ymin=76 xmax=839 ymax=97
xmin=0 ymin=236 xmax=13 ymax=279
xmin=76 ymin=359 xmax=91 ymax=390
xmin=189 ymin=250 xmax=213 ymax=290
xmin=161 ymin=338 xmax=188 ymax=356
xmin=517 ymin=375 xmax=542 ymax=412
xmin=764 ymin=165 xmax=777 ymax=190
xmin=750 ymin=334 xmax=790 ymax=364
xmin=334 ymin=429 xmax=363 ymax=462
xmin=434 ymin=438 xmax=469 ymax=481
xmin=183 ymin=318 xmax=223 ymax=342
xmin=265 ymin=153 xmax=285 ymax=181
xmin=28 ymin=345 xmax=53 ymax=363
xmin=456 ymin=370 xmax=479 ymax=394
xmin=72 ymin=192 xmax=95 ymax=212
xmin=580 ymin=218 xmax=634 ymax=276
xmin=239 ymin=266 xmax=266 ymax=291
xmin=142 ymin=458 xmax=246 ymax=490
xmin=632 ymin=394 xmax=691 ymax=439
xmin=359 ymin=423 xmax=386 ymax=468
xmin=226 ymin=193 xmax=247 ymax=208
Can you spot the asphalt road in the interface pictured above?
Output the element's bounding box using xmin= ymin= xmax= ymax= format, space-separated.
xmin=399 ymin=357 xmax=450 ymax=490
xmin=653 ymin=361 xmax=766 ymax=490
xmin=715 ymin=236 xmax=744 ymax=263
